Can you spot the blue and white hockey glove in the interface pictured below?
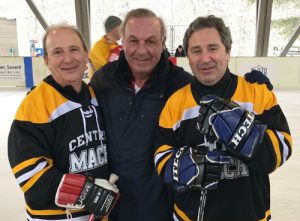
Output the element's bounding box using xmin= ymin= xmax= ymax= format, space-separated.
xmin=164 ymin=146 xmax=230 ymax=192
xmin=197 ymin=95 xmax=267 ymax=161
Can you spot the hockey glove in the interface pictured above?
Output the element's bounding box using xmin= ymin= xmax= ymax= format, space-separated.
xmin=165 ymin=146 xmax=230 ymax=192
xmin=55 ymin=173 xmax=119 ymax=218
xmin=197 ymin=95 xmax=267 ymax=161
xmin=244 ymin=70 xmax=273 ymax=90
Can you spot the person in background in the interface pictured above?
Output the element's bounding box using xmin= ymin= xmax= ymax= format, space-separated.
xmin=8 ymin=24 xmax=119 ymax=221
xmin=165 ymin=47 xmax=171 ymax=57
xmin=175 ymin=44 xmax=186 ymax=57
xmin=90 ymin=8 xmax=274 ymax=221
xmin=154 ymin=15 xmax=292 ymax=221
xmin=89 ymin=15 xmax=122 ymax=76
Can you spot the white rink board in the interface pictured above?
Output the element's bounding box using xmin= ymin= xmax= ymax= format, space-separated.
xmin=177 ymin=56 xmax=300 ymax=89
xmin=1 ymin=56 xmax=300 ymax=89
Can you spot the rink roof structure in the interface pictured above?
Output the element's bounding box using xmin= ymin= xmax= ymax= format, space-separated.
xmin=25 ymin=0 xmax=299 ymax=57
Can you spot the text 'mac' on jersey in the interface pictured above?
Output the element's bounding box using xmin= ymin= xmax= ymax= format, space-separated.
xmin=8 ymin=76 xmax=108 ymax=220
xmin=154 ymin=73 xmax=292 ymax=221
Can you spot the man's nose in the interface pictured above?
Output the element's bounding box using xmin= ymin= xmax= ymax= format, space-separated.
xmin=62 ymin=52 xmax=73 ymax=62
xmin=200 ymin=51 xmax=212 ymax=63
xmin=136 ymin=42 xmax=148 ymax=54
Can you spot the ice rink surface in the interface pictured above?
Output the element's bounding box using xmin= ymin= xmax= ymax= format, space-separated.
xmin=0 ymin=87 xmax=299 ymax=220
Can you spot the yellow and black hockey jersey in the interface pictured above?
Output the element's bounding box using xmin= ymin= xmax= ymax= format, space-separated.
xmin=8 ymin=75 xmax=108 ymax=221
xmin=154 ymin=70 xmax=292 ymax=221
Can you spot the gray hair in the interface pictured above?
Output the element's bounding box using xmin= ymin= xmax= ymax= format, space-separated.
xmin=183 ymin=15 xmax=232 ymax=55
xmin=121 ymin=8 xmax=166 ymax=42
xmin=42 ymin=23 xmax=88 ymax=57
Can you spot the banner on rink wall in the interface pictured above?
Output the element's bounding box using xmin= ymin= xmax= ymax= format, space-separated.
xmin=0 ymin=57 xmax=25 ymax=87
xmin=0 ymin=57 xmax=48 ymax=88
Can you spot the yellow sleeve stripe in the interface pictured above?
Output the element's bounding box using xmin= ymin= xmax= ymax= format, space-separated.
xmin=282 ymin=131 xmax=292 ymax=150
xmin=173 ymin=106 xmax=200 ymax=131
xmin=259 ymin=209 xmax=271 ymax=221
xmin=26 ymin=204 xmax=84 ymax=215
xmin=157 ymin=153 xmax=172 ymax=175
xmin=21 ymin=161 xmax=53 ymax=192
xmin=12 ymin=157 xmax=48 ymax=174
xmin=174 ymin=204 xmax=192 ymax=221
xmin=266 ymin=130 xmax=281 ymax=169
xmin=154 ymin=144 xmax=173 ymax=156
xmin=154 ymin=144 xmax=173 ymax=174
xmin=89 ymin=86 xmax=96 ymax=98
xmin=89 ymin=86 xmax=99 ymax=106
xmin=275 ymin=130 xmax=292 ymax=164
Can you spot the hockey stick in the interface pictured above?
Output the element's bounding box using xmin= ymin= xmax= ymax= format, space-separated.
xmin=197 ymin=189 xmax=207 ymax=221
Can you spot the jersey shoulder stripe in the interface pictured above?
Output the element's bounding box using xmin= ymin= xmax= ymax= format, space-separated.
xmin=15 ymin=81 xmax=69 ymax=123
xmin=233 ymin=76 xmax=277 ymax=114
xmin=160 ymin=83 xmax=198 ymax=130
xmin=15 ymin=81 xmax=94 ymax=123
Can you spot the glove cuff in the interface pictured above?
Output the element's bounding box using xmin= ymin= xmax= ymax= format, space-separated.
xmin=227 ymin=118 xmax=266 ymax=160
xmin=75 ymin=175 xmax=95 ymax=207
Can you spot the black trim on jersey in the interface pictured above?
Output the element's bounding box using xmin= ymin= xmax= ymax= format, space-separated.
xmin=44 ymin=75 xmax=91 ymax=106
xmin=191 ymin=68 xmax=237 ymax=104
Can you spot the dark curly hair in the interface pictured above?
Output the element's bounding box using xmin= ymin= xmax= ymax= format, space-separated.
xmin=183 ymin=15 xmax=232 ymax=55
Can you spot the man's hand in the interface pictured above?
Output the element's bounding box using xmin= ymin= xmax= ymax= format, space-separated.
xmin=55 ymin=173 xmax=119 ymax=218
xmin=164 ymin=146 xmax=230 ymax=192
xmin=244 ymin=70 xmax=273 ymax=90
xmin=197 ymin=95 xmax=266 ymax=160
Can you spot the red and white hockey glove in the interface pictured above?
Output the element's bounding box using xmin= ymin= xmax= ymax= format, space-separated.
xmin=55 ymin=173 xmax=119 ymax=219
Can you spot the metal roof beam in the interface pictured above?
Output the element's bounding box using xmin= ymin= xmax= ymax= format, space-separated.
xmin=74 ymin=0 xmax=91 ymax=49
xmin=25 ymin=0 xmax=48 ymax=31
xmin=255 ymin=0 xmax=273 ymax=56
xmin=279 ymin=23 xmax=300 ymax=57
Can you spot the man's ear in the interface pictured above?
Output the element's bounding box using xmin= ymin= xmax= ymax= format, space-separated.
xmin=162 ymin=37 xmax=166 ymax=51
xmin=43 ymin=55 xmax=48 ymax=64
xmin=226 ymin=50 xmax=231 ymax=63
xmin=44 ymin=56 xmax=50 ymax=70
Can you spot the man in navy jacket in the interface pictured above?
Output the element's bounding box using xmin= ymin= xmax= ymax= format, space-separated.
xmin=91 ymin=8 xmax=192 ymax=221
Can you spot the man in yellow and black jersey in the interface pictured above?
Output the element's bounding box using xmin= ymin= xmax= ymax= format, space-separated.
xmin=154 ymin=15 xmax=292 ymax=221
xmin=8 ymin=24 xmax=119 ymax=221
